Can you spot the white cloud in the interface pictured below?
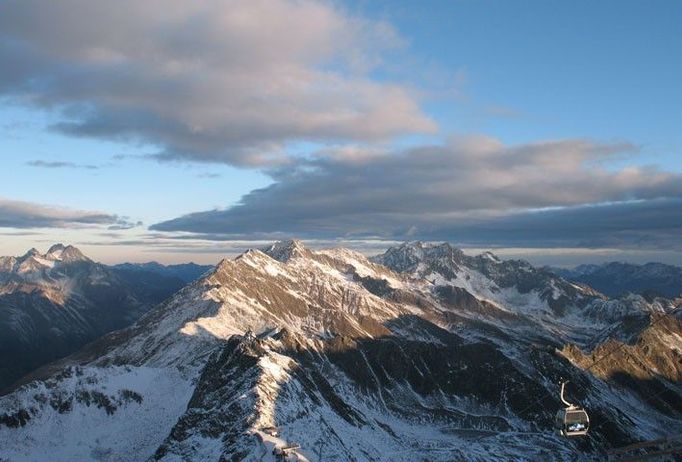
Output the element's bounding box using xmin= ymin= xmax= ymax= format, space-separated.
xmin=0 ymin=198 xmax=136 ymax=229
xmin=0 ymin=0 xmax=435 ymax=166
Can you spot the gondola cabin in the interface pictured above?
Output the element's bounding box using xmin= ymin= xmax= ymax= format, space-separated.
xmin=555 ymin=380 xmax=589 ymax=437
xmin=555 ymin=406 xmax=589 ymax=437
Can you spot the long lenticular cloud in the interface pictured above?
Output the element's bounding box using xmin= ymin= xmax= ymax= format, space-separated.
xmin=151 ymin=136 xmax=682 ymax=249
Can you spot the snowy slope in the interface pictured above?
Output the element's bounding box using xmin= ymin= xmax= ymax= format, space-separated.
xmin=1 ymin=240 xmax=680 ymax=461
xmin=373 ymin=242 xmax=671 ymax=345
xmin=0 ymin=365 xmax=195 ymax=462
xmin=0 ymin=245 xmax=182 ymax=390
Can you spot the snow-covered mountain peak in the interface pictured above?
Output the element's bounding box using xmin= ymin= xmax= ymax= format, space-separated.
xmin=101 ymin=241 xmax=420 ymax=369
xmin=0 ymin=245 xmax=175 ymax=390
xmin=22 ymin=248 xmax=41 ymax=259
xmin=46 ymin=243 xmax=66 ymax=259
xmin=373 ymin=242 xmax=644 ymax=339
xmin=2 ymin=241 xmax=681 ymax=461
xmin=232 ymin=248 xmax=280 ymax=269
xmin=1 ymin=245 xmax=93 ymax=284
xmin=13 ymin=244 xmax=89 ymax=267
xmin=57 ymin=244 xmax=89 ymax=263
xmin=370 ymin=241 xmax=424 ymax=273
xmin=375 ymin=242 xmax=550 ymax=285
xmin=374 ymin=241 xmax=468 ymax=274
xmin=261 ymin=239 xmax=309 ymax=262
xmin=480 ymin=250 xmax=501 ymax=262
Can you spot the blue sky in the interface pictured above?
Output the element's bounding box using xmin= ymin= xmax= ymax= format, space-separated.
xmin=0 ymin=106 xmax=270 ymax=223
xmin=359 ymin=0 xmax=682 ymax=164
xmin=1 ymin=0 xmax=681 ymax=265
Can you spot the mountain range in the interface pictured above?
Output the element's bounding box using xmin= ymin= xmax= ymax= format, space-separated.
xmin=0 ymin=245 xmax=210 ymax=391
xmin=110 ymin=261 xmax=212 ymax=284
xmin=551 ymin=261 xmax=682 ymax=299
xmin=0 ymin=240 xmax=680 ymax=461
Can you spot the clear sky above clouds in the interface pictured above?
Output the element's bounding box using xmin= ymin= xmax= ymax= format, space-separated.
xmin=1 ymin=0 xmax=681 ymax=265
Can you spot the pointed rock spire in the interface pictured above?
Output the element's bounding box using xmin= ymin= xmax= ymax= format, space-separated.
xmin=23 ymin=248 xmax=40 ymax=258
xmin=261 ymin=239 xmax=309 ymax=263
xmin=59 ymin=245 xmax=89 ymax=262
xmin=46 ymin=243 xmax=66 ymax=260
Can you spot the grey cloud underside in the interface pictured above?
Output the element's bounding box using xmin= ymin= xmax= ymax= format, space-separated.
xmin=107 ymin=221 xmax=143 ymax=231
xmin=433 ymin=198 xmax=682 ymax=249
xmin=26 ymin=160 xmax=99 ymax=170
xmin=151 ymin=138 xmax=682 ymax=249
xmin=0 ymin=198 xmax=136 ymax=229
xmin=196 ymin=173 xmax=221 ymax=179
xmin=151 ymin=200 xmax=682 ymax=250
xmin=0 ymin=0 xmax=434 ymax=166
xmin=0 ymin=231 xmax=43 ymax=236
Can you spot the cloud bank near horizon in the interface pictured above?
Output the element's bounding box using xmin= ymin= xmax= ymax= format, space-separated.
xmin=151 ymin=136 xmax=682 ymax=250
xmin=2 ymin=0 xmax=681 ymax=260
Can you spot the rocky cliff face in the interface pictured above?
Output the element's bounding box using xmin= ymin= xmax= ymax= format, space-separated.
xmin=0 ymin=240 xmax=679 ymax=461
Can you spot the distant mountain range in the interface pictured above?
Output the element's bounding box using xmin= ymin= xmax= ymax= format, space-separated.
xmin=550 ymin=261 xmax=682 ymax=299
xmin=1 ymin=240 xmax=679 ymax=461
xmin=0 ymin=245 xmax=211 ymax=391
xmin=110 ymin=261 xmax=212 ymax=284
xmin=108 ymin=261 xmax=212 ymax=307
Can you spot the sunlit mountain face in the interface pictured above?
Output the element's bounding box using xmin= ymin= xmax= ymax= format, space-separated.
xmin=1 ymin=241 xmax=679 ymax=461
xmin=0 ymin=245 xmax=210 ymax=390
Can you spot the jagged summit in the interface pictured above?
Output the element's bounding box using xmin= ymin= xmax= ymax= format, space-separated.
xmin=15 ymin=244 xmax=89 ymax=265
xmin=261 ymin=239 xmax=309 ymax=262
xmin=373 ymin=241 xmax=466 ymax=274
xmin=480 ymin=250 xmax=502 ymax=262
xmin=0 ymin=244 xmax=162 ymax=390
xmin=227 ymin=240 xmax=309 ymax=269
xmin=23 ymin=248 xmax=41 ymax=258
xmin=58 ymin=244 xmax=89 ymax=262
xmin=47 ymin=243 xmax=66 ymax=256
xmin=44 ymin=243 xmax=89 ymax=262
xmin=375 ymin=242 xmax=533 ymax=276
xmin=2 ymin=240 xmax=681 ymax=461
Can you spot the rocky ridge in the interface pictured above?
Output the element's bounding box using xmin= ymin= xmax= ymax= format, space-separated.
xmin=0 ymin=240 xmax=679 ymax=461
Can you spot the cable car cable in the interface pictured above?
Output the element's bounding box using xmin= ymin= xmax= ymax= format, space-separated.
xmin=574 ymin=307 xmax=682 ymax=437
xmin=582 ymin=307 xmax=681 ymax=374
xmin=487 ymin=304 xmax=680 ymax=451
xmin=589 ymin=364 xmax=680 ymax=438
xmin=512 ymin=306 xmax=682 ymax=423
